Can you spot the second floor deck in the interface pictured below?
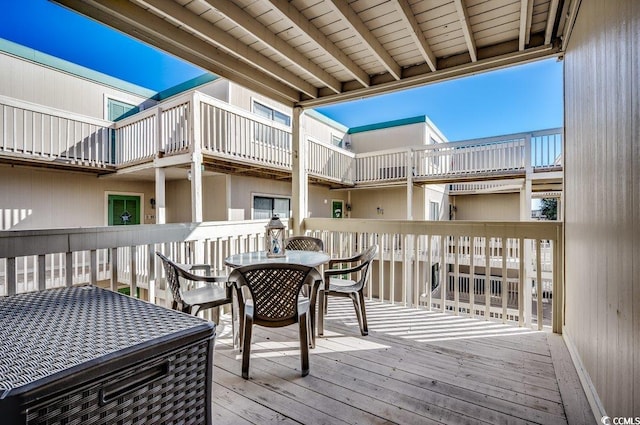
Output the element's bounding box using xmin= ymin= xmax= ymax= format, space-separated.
xmin=0 ymin=93 xmax=562 ymax=190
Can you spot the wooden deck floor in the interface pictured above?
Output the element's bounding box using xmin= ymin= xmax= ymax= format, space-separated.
xmin=211 ymin=299 xmax=593 ymax=425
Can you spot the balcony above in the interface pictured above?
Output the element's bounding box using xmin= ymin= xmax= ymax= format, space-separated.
xmin=0 ymin=93 xmax=562 ymax=191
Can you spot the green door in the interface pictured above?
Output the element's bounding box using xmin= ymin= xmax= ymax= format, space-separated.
xmin=332 ymin=200 xmax=344 ymax=218
xmin=108 ymin=195 xmax=141 ymax=225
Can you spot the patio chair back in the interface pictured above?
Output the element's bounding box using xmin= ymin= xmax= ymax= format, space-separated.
xmin=156 ymin=251 xmax=232 ymax=316
xmin=229 ymin=263 xmax=314 ymax=325
xmin=285 ymin=236 xmax=324 ymax=252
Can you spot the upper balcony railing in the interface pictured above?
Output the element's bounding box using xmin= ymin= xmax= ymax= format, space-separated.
xmin=355 ymin=128 xmax=563 ymax=185
xmin=0 ymin=95 xmax=114 ymax=168
xmin=0 ymin=218 xmax=563 ymax=332
xmin=0 ymin=94 xmax=562 ymax=187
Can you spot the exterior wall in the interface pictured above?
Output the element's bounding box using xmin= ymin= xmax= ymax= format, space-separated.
xmin=165 ymin=174 xmax=230 ymax=223
xmin=195 ymin=79 xmax=230 ymax=103
xmin=303 ymin=113 xmax=348 ymax=148
xmin=227 ymin=82 xmax=347 ymax=147
xmin=451 ymin=193 xmax=520 ymax=221
xmin=229 ymin=82 xmax=289 ymax=118
xmin=348 ymin=122 xmax=426 ymax=153
xmin=221 ymin=175 xmax=345 ymax=221
xmin=0 ymin=48 xmax=155 ymax=120
xmin=348 ymin=186 xmax=446 ymax=220
xmin=0 ymin=165 xmax=155 ymax=229
xmin=307 ymin=186 xmax=348 ymax=219
xmin=564 ymin=0 xmax=639 ymax=417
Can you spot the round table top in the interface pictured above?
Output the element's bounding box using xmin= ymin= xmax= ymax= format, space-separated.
xmin=225 ymin=250 xmax=330 ymax=268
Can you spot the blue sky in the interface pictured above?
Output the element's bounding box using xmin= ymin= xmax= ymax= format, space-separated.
xmin=1 ymin=0 xmax=563 ymax=142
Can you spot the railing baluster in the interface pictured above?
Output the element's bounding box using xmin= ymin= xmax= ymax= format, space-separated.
xmin=502 ymin=237 xmax=508 ymax=323
xmin=536 ymin=239 xmax=543 ymax=330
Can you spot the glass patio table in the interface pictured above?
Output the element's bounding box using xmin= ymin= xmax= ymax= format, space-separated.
xmin=224 ymin=250 xmax=330 ymax=268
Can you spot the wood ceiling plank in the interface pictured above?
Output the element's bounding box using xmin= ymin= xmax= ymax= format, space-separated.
xmin=393 ymin=0 xmax=437 ymax=71
xmin=267 ymin=0 xmax=371 ymax=87
xmin=453 ymin=0 xmax=478 ymax=62
xmin=202 ymin=0 xmax=342 ymax=93
xmin=135 ymin=0 xmax=319 ymax=98
xmin=53 ymin=0 xmax=301 ymax=104
xmin=327 ymin=0 xmax=402 ymax=79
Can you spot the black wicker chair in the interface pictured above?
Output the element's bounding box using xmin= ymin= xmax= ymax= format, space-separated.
xmin=156 ymin=252 xmax=233 ymax=318
xmin=228 ymin=263 xmax=320 ymax=379
xmin=318 ymin=244 xmax=378 ymax=336
xmin=284 ymin=236 xmax=324 ymax=252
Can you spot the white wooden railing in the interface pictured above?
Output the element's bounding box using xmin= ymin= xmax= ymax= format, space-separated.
xmin=0 ymin=220 xmax=273 ymax=305
xmin=0 ymin=219 xmax=562 ymax=331
xmin=0 ymin=94 xmax=563 ymax=186
xmin=199 ymin=94 xmax=291 ymax=170
xmin=355 ymin=148 xmax=411 ymax=183
xmin=307 ymin=136 xmax=355 ymax=184
xmin=304 ymin=218 xmax=563 ymax=332
xmin=353 ymin=128 xmax=563 ymax=185
xmin=0 ymin=95 xmax=114 ymax=167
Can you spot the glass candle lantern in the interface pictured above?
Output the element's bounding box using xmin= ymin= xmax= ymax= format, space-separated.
xmin=265 ymin=216 xmax=286 ymax=258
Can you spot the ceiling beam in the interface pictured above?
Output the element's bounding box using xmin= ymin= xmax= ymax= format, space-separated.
xmin=266 ymin=0 xmax=370 ymax=88
xmin=54 ymin=0 xmax=300 ymax=104
xmin=560 ymin=0 xmax=582 ymax=51
xmin=134 ymin=0 xmax=318 ymax=99
xmin=299 ymin=44 xmax=559 ymax=108
xmin=453 ymin=0 xmax=477 ymax=62
xmin=202 ymin=0 xmax=341 ymax=94
xmin=393 ymin=0 xmax=437 ymax=72
xmin=544 ymin=0 xmax=561 ymax=45
xmin=519 ymin=0 xmax=534 ymax=50
xmin=327 ymin=0 xmax=402 ymax=80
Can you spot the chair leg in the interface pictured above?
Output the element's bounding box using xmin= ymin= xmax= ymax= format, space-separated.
xmin=358 ymin=290 xmax=368 ymax=336
xmin=318 ymin=289 xmax=325 ymax=336
xmin=299 ymin=313 xmax=310 ymax=377
xmin=234 ymin=289 xmax=246 ymax=352
xmin=241 ymin=316 xmax=253 ymax=379
xmin=308 ymin=281 xmax=320 ymax=348
xmin=350 ymin=293 xmax=364 ymax=335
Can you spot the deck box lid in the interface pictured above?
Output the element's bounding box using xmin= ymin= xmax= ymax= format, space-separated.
xmin=0 ymin=285 xmax=215 ymax=398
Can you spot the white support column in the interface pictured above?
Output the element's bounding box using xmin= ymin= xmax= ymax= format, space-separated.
xmin=190 ymin=92 xmax=204 ymax=223
xmin=291 ymin=107 xmax=307 ymax=235
xmin=190 ymin=153 xmax=203 ymax=223
xmin=155 ymin=167 xmax=166 ymax=224
xmin=520 ymin=179 xmax=532 ymax=220
xmin=521 ymin=134 xmax=533 ymax=221
xmin=406 ymin=149 xmax=413 ymax=220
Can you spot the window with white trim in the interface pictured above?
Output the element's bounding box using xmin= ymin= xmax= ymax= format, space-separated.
xmin=252 ymin=101 xmax=291 ymax=149
xmin=253 ymin=195 xmax=291 ymax=219
xmin=429 ymin=201 xmax=440 ymax=221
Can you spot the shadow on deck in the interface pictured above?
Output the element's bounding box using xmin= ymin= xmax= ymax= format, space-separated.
xmin=211 ymin=299 xmax=593 ymax=425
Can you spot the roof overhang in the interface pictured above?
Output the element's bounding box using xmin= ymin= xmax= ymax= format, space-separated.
xmin=52 ymin=0 xmax=582 ymax=108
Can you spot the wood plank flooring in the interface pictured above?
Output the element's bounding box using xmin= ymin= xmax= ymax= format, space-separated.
xmin=211 ymin=299 xmax=592 ymax=425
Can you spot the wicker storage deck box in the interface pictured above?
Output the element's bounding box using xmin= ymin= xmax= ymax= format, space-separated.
xmin=0 ymin=286 xmax=216 ymax=425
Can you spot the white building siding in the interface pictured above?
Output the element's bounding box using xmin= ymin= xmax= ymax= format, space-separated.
xmin=0 ymin=165 xmax=155 ymax=229
xmin=564 ymin=0 xmax=639 ymax=417
xmin=452 ymin=193 xmax=520 ymax=221
xmin=348 ymin=122 xmax=426 ymax=154
xmin=0 ymin=50 xmax=154 ymax=120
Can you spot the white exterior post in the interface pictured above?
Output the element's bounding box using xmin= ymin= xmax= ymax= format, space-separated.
xmin=155 ymin=167 xmax=166 ymax=224
xmin=520 ymin=134 xmax=533 ymax=221
xmin=291 ymin=107 xmax=307 ymax=235
xmin=190 ymin=153 xmax=203 ymax=223
xmin=190 ymin=93 xmax=203 ymax=223
xmin=406 ymin=149 xmax=413 ymax=220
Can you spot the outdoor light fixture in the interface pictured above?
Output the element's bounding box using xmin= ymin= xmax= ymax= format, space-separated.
xmin=265 ymin=216 xmax=286 ymax=258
